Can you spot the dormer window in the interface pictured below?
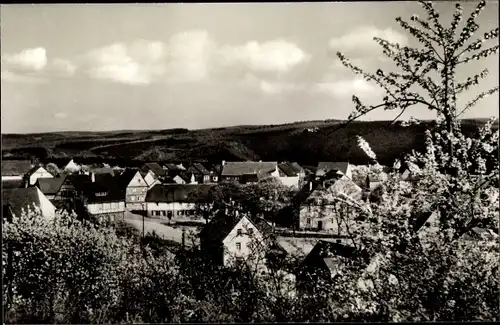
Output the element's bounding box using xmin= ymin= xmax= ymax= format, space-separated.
xmin=237 ymin=228 xmax=242 ymax=236
xmin=96 ymin=192 xmax=108 ymax=197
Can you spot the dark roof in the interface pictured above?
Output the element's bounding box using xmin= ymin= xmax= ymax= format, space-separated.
xmin=221 ymin=161 xmax=277 ymax=177
xmin=316 ymin=162 xmax=349 ymax=176
xmin=65 ymin=174 xmax=92 ymax=192
xmin=89 ymin=167 xmax=116 ymax=176
xmin=85 ymin=174 xmax=124 ymax=203
xmin=2 ymin=187 xmax=42 ymax=218
xmin=300 ymin=240 xmax=370 ymax=275
xmin=2 ymin=160 xmax=33 ymax=176
xmin=141 ymin=162 xmax=166 ymax=177
xmin=199 ymin=213 xmax=274 ymax=244
xmin=279 ymin=162 xmax=303 ymax=177
xmin=193 ymin=163 xmax=211 ymax=175
xmin=186 ymin=166 xmax=203 ymax=176
xmin=164 ymin=163 xmax=183 ymax=171
xmin=145 ymin=184 xmax=214 ymax=203
xmin=2 ymin=179 xmax=25 ymax=189
xmin=35 ymin=177 xmax=65 ymax=195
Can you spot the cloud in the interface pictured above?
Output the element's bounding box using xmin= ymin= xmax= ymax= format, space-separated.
xmin=219 ymin=40 xmax=309 ymax=73
xmin=49 ymin=58 xmax=77 ymax=76
xmin=313 ymin=78 xmax=384 ymax=98
xmin=54 ymin=112 xmax=68 ymax=119
xmin=80 ymin=31 xmax=215 ymax=85
xmin=1 ymin=70 xmax=49 ymax=84
xmin=2 ymin=47 xmax=48 ymax=71
xmin=328 ymin=26 xmax=408 ymax=54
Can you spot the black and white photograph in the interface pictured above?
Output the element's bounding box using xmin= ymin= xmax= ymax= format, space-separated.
xmin=1 ymin=1 xmax=499 ymax=323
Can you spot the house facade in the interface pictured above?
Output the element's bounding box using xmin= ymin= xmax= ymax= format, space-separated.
xmin=120 ymin=169 xmax=149 ymax=211
xmin=145 ymin=184 xmax=213 ymax=219
xmin=298 ymin=175 xmax=363 ymax=232
xmin=28 ymin=166 xmax=54 ymax=186
xmin=84 ymin=174 xmax=125 ymax=223
xmin=64 ymin=159 xmax=81 ymax=173
xmin=199 ymin=213 xmax=275 ymax=268
xmin=278 ymin=162 xmax=305 ymax=189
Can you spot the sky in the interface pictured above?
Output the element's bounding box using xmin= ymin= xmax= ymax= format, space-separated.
xmin=1 ymin=2 xmax=498 ymax=133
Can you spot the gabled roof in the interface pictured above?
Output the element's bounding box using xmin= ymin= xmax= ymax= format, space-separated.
xmin=279 ymin=162 xmax=303 ymax=177
xmin=199 ymin=213 xmax=274 ymax=245
xmin=300 ymin=240 xmax=370 ymax=275
xmin=118 ymin=169 xmax=147 ymax=189
xmin=193 ymin=163 xmax=211 ymax=175
xmin=27 ymin=165 xmax=52 ymax=177
xmin=141 ymin=162 xmax=166 ymax=177
xmin=89 ymin=167 xmax=116 ymax=176
xmin=164 ymin=163 xmax=183 ymax=171
xmin=177 ymin=171 xmax=193 ymax=183
xmin=316 ymin=162 xmax=349 ymax=176
xmin=145 ymin=184 xmax=214 ymax=203
xmin=186 ymin=165 xmax=203 ymax=176
xmin=35 ymin=177 xmax=65 ymax=195
xmin=2 ymin=160 xmax=33 ymax=176
xmin=221 ymin=161 xmax=278 ymax=177
xmin=2 ymin=187 xmax=42 ymax=218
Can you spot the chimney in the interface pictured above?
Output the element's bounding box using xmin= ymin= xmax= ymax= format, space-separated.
xmin=91 ymin=173 xmax=95 ymax=183
xmin=309 ymin=181 xmax=313 ymax=192
xmin=222 ymin=160 xmax=226 ymax=166
xmin=181 ymin=228 xmax=186 ymax=249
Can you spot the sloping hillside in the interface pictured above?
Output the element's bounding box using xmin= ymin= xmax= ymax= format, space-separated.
xmin=2 ymin=119 xmax=496 ymax=166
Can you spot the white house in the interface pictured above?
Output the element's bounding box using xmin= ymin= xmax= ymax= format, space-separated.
xmin=278 ymin=162 xmax=305 ymax=189
xmin=142 ymin=170 xmax=158 ymax=187
xmin=298 ymin=175 xmax=363 ymax=232
xmin=2 ymin=187 xmax=56 ymax=220
xmin=199 ymin=213 xmax=280 ymax=268
xmin=27 ymin=166 xmax=54 ymax=186
xmin=119 ymin=169 xmax=149 ymax=211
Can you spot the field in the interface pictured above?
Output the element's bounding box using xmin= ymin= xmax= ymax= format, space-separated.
xmin=3 ymin=118 xmax=496 ymax=168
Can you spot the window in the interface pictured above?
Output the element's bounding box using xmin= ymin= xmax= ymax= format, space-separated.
xmin=330 ymin=218 xmax=334 ymax=224
xmin=248 ymin=228 xmax=254 ymax=235
xmin=237 ymin=228 xmax=242 ymax=236
xmin=177 ymin=211 xmax=182 ymax=216
xmin=306 ymin=218 xmax=311 ymax=225
xmin=96 ymin=192 xmax=107 ymax=197
xmin=235 ymin=242 xmax=241 ymax=251
xmin=162 ymin=211 xmax=166 ymax=217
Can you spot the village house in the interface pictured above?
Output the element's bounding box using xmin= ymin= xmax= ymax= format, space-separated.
xmin=210 ymin=164 xmax=222 ymax=183
xmin=84 ymin=174 xmax=125 ymax=223
xmin=1 ymin=160 xmax=33 ymax=186
xmin=141 ymin=162 xmax=167 ymax=180
xmin=192 ymin=163 xmax=212 ymax=183
xmin=2 ymin=187 xmax=56 ymax=220
xmin=171 ymin=171 xmax=197 ymax=185
xmin=296 ymin=239 xmax=370 ymax=294
xmin=316 ymin=162 xmax=352 ymax=180
xmin=35 ymin=177 xmax=66 ymax=201
xmin=27 ymin=165 xmax=54 ymax=186
xmin=53 ymin=174 xmax=92 ymax=202
xmin=199 ymin=212 xmax=284 ymax=268
xmin=278 ymin=161 xmax=305 ymax=188
xmin=221 ymin=161 xmax=280 ymax=184
xmin=119 ymin=169 xmax=149 ymax=211
xmin=141 ymin=169 xmax=161 ymax=188
xmin=145 ymin=183 xmax=214 ymax=220
xmin=298 ymin=175 xmax=363 ymax=232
